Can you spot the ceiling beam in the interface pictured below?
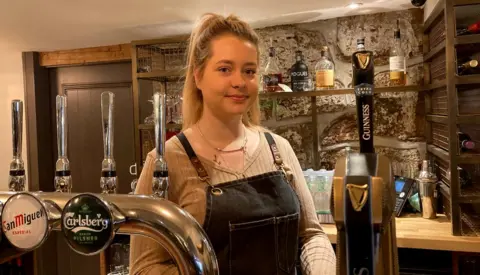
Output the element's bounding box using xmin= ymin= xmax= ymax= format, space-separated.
xmin=39 ymin=43 xmax=131 ymax=67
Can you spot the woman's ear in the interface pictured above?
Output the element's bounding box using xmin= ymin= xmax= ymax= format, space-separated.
xmin=193 ymin=68 xmax=202 ymax=91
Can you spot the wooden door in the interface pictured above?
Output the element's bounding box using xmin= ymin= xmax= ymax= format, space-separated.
xmin=49 ymin=62 xmax=135 ymax=275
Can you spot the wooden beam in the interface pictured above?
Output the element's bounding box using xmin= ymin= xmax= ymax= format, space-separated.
xmin=39 ymin=43 xmax=131 ymax=67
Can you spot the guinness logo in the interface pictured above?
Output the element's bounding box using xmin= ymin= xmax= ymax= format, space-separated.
xmin=355 ymin=53 xmax=371 ymax=69
xmin=346 ymin=184 xmax=369 ymax=211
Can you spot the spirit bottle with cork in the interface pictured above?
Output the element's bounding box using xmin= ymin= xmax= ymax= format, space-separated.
xmin=389 ymin=20 xmax=406 ymax=86
xmin=315 ymin=46 xmax=335 ymax=90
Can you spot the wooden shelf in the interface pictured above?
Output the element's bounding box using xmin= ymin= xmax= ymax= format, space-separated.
xmin=456 ymin=74 xmax=480 ymax=85
xmin=457 ymin=115 xmax=480 ymax=124
xmin=460 ymin=184 xmax=480 ymax=203
xmin=427 ymin=144 xmax=450 ymax=163
xmin=461 ymin=212 xmax=480 ymax=237
xmin=420 ymin=80 xmax=446 ymax=91
xmin=455 ymin=0 xmax=480 ymax=6
xmin=138 ymin=123 xmax=182 ymax=130
xmin=455 ymin=34 xmax=480 ymax=45
xmin=457 ymin=153 xmax=480 ymax=164
xmin=137 ymin=69 xmax=185 ymax=81
xmin=427 ymin=114 xmax=448 ymax=124
xmin=259 ymin=85 xmax=421 ymax=99
xmin=424 ymin=41 xmax=446 ymax=62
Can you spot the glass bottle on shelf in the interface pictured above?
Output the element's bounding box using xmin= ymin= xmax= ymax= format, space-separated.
xmin=315 ymin=46 xmax=335 ymax=90
xmin=262 ymin=41 xmax=283 ymax=93
xmin=290 ymin=50 xmax=309 ymax=91
xmin=389 ymin=20 xmax=406 ymax=86
xmin=457 ymin=59 xmax=479 ymax=76
xmin=458 ymin=132 xmax=476 ymax=152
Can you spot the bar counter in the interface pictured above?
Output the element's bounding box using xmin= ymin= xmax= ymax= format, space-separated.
xmin=322 ymin=214 xmax=480 ymax=253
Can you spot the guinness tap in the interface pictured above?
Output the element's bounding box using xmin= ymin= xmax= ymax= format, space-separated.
xmin=332 ymin=38 xmax=399 ymax=275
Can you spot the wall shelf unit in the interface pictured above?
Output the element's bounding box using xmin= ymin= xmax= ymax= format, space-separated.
xmin=423 ymin=0 xmax=480 ymax=236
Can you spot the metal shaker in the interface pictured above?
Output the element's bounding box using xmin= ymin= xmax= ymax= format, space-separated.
xmin=416 ymin=160 xmax=438 ymax=219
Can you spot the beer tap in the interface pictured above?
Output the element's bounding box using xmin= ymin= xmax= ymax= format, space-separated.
xmin=8 ymin=100 xmax=25 ymax=192
xmin=55 ymin=95 xmax=72 ymax=193
xmin=332 ymin=38 xmax=399 ymax=275
xmin=152 ymin=92 xmax=169 ymax=199
xmin=100 ymin=92 xmax=118 ymax=194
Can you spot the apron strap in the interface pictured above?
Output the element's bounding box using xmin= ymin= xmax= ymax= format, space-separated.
xmin=176 ymin=132 xmax=210 ymax=181
xmin=264 ymin=132 xmax=285 ymax=169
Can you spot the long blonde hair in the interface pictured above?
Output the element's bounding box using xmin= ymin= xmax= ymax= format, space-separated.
xmin=181 ymin=13 xmax=262 ymax=131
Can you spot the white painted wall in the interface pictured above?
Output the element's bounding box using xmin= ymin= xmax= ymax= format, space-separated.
xmin=0 ymin=48 xmax=27 ymax=191
xmin=424 ymin=0 xmax=441 ymax=21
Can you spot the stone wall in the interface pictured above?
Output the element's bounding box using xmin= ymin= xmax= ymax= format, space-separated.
xmin=256 ymin=9 xmax=426 ymax=178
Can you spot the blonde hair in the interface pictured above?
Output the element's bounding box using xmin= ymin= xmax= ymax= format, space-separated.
xmin=181 ymin=13 xmax=262 ymax=131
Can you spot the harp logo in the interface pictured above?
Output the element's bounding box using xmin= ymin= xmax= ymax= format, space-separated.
xmin=346 ymin=183 xmax=369 ymax=212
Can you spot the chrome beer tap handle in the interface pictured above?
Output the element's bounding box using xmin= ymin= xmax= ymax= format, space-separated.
xmin=8 ymin=100 xmax=25 ymax=191
xmin=100 ymin=92 xmax=118 ymax=194
xmin=152 ymin=92 xmax=169 ymax=199
xmin=55 ymin=95 xmax=72 ymax=193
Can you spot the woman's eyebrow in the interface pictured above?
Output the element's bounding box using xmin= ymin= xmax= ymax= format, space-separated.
xmin=215 ymin=60 xmax=257 ymax=66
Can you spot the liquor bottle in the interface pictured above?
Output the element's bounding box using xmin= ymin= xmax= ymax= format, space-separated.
xmin=290 ymin=50 xmax=309 ymax=91
xmin=459 ymin=167 xmax=472 ymax=188
xmin=457 ymin=20 xmax=480 ymax=36
xmin=459 ymin=132 xmax=475 ymax=151
xmin=352 ymin=38 xmax=375 ymax=153
xmin=262 ymin=44 xmax=283 ymax=93
xmin=457 ymin=59 xmax=479 ymax=75
xmin=315 ymin=46 xmax=335 ymax=90
xmin=389 ymin=20 xmax=406 ymax=86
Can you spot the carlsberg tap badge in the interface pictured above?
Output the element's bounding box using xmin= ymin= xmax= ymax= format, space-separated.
xmin=61 ymin=194 xmax=114 ymax=255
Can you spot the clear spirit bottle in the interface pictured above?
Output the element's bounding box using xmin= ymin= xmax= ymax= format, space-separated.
xmin=262 ymin=46 xmax=283 ymax=93
xmin=389 ymin=20 xmax=406 ymax=86
xmin=315 ymin=46 xmax=335 ymax=90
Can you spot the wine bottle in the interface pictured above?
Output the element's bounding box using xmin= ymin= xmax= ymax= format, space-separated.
xmin=459 ymin=132 xmax=475 ymax=151
xmin=457 ymin=20 xmax=480 ymax=36
xmin=457 ymin=59 xmax=479 ymax=76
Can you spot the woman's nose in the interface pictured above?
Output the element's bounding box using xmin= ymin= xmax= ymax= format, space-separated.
xmin=231 ymin=72 xmax=246 ymax=89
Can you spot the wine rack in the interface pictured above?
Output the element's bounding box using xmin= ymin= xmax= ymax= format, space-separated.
xmin=131 ymin=36 xmax=189 ymax=168
xmin=423 ymin=0 xmax=480 ymax=236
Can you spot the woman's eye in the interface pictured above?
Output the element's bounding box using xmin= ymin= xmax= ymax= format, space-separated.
xmin=218 ymin=67 xmax=231 ymax=73
xmin=245 ymin=69 xmax=257 ymax=75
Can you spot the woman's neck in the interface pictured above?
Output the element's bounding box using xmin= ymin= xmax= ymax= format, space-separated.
xmin=196 ymin=108 xmax=244 ymax=148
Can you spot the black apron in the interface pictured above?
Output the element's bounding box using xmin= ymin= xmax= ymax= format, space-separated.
xmin=177 ymin=132 xmax=301 ymax=275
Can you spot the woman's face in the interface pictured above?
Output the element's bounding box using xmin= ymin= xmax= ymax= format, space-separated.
xmin=195 ymin=34 xmax=258 ymax=119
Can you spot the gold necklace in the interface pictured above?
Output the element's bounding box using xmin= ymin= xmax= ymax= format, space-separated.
xmin=196 ymin=124 xmax=247 ymax=153
xmin=196 ymin=124 xmax=247 ymax=170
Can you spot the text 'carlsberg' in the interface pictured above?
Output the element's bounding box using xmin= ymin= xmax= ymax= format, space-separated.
xmin=63 ymin=213 xmax=109 ymax=230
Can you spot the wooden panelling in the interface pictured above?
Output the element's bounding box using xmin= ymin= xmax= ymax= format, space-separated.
xmin=431 ymin=87 xmax=448 ymax=115
xmin=458 ymin=86 xmax=480 ymax=115
xmin=432 ymin=122 xmax=450 ymax=151
xmin=430 ymin=53 xmax=447 ymax=82
xmin=39 ymin=44 xmax=131 ymax=67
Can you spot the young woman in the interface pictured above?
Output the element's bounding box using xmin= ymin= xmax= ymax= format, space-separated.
xmin=130 ymin=13 xmax=336 ymax=275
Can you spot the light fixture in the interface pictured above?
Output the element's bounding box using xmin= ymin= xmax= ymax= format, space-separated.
xmin=347 ymin=2 xmax=363 ymax=9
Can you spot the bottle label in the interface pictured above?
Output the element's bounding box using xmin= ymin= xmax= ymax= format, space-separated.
xmin=291 ymin=70 xmax=309 ymax=91
xmin=61 ymin=194 xmax=114 ymax=255
xmin=389 ymin=57 xmax=405 ymax=72
xmin=1 ymin=193 xmax=49 ymax=250
xmin=263 ymin=73 xmax=283 ymax=92
xmin=316 ymin=70 xmax=334 ymax=87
